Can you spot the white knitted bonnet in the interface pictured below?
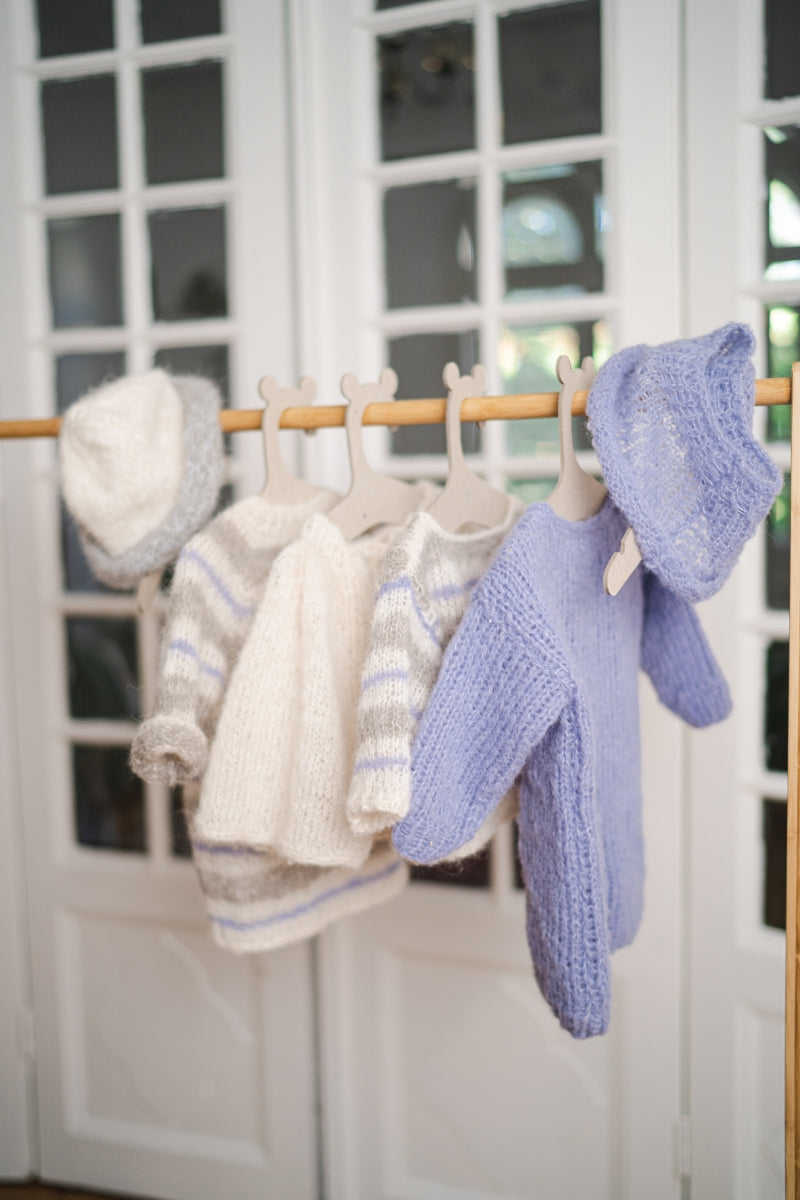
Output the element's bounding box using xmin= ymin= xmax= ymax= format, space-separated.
xmin=60 ymin=369 xmax=225 ymax=588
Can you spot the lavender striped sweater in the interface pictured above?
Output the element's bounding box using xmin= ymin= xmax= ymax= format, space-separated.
xmin=393 ymin=499 xmax=732 ymax=1037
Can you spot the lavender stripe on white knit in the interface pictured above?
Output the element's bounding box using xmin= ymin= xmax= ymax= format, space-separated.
xmin=179 ymin=547 xmax=257 ymax=620
xmin=375 ymin=577 xmax=441 ymax=646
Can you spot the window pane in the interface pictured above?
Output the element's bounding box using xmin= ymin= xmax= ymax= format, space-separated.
xmin=153 ymin=344 xmax=229 ymax=400
xmin=66 ymin=618 xmax=139 ymax=720
xmin=766 ymin=474 xmax=790 ymax=611
xmin=37 ymin=0 xmax=114 ymax=57
xmin=384 ymin=179 xmax=476 ymax=309
xmin=763 ymin=798 xmax=787 ymax=930
xmin=55 ymin=351 xmax=126 ymax=414
xmin=507 ymin=478 xmax=558 ymax=505
xmin=139 ymin=0 xmax=221 ymax=43
xmin=765 ymin=0 xmax=800 ymax=101
xmin=376 ymin=0 xmax=437 ymax=8
xmin=148 ymin=206 xmax=227 ymax=321
xmin=60 ymin=504 xmax=121 ymax=594
xmin=388 ymin=330 xmax=480 ymax=456
xmin=73 ymin=744 xmax=145 ymax=852
xmin=41 ymin=76 xmax=118 ymax=195
xmin=379 ymin=23 xmax=475 ymax=161
xmin=764 ymin=126 xmax=800 ymax=283
xmin=765 ymin=305 xmax=798 ymax=440
xmin=499 ymin=1 xmax=601 ymax=145
xmin=170 ymin=788 xmax=192 ymax=858
xmin=503 ymin=163 xmax=605 ymax=299
xmin=142 ymin=62 xmax=224 ymax=184
xmin=499 ymin=320 xmax=611 ymax=456
xmin=48 ymin=214 xmax=123 ymax=328
xmin=411 ymin=844 xmax=490 ymax=888
xmin=764 ymin=640 xmax=789 ymax=774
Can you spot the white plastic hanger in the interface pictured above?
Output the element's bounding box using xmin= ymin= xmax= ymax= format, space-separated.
xmin=546 ymin=355 xmax=607 ymax=521
xmin=327 ymin=368 xmax=423 ymax=541
xmin=603 ymin=526 xmax=643 ymax=595
xmin=426 ymin=362 xmax=512 ymax=533
xmin=258 ymin=375 xmax=321 ymax=504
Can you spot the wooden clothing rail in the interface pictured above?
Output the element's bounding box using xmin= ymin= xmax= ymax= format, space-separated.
xmin=0 ymin=376 xmax=792 ymax=439
xmin=1 ymin=373 xmax=800 ymax=1196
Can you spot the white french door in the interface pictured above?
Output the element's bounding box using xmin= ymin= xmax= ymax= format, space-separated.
xmin=0 ymin=2 xmax=317 ymax=1197
xmin=0 ymin=0 xmax=794 ymax=1198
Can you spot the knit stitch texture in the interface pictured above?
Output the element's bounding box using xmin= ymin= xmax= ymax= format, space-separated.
xmin=130 ymin=488 xmax=407 ymax=949
xmin=392 ymin=499 xmax=732 ymax=1037
xmin=194 ymin=487 xmax=438 ymax=869
xmin=347 ymin=502 xmax=524 ymax=854
xmin=587 ymin=323 xmax=782 ymax=601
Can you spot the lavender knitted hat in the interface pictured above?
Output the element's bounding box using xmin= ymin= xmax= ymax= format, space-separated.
xmin=60 ymin=370 xmax=225 ymax=589
xmin=587 ymin=323 xmax=782 ymax=601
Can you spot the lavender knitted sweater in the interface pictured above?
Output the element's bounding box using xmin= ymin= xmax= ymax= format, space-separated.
xmin=392 ymin=499 xmax=731 ymax=1038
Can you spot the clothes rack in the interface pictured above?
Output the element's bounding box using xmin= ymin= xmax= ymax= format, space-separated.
xmin=1 ymin=372 xmax=799 ymax=1196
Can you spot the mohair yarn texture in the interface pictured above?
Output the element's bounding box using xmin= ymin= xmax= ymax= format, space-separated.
xmin=587 ymin=323 xmax=782 ymax=601
xmin=194 ymin=485 xmax=438 ymax=870
xmin=60 ymin=371 xmax=225 ymax=589
xmin=130 ymin=488 xmax=407 ymax=952
xmin=347 ymin=503 xmax=525 ymax=857
xmin=392 ymin=499 xmax=732 ymax=1038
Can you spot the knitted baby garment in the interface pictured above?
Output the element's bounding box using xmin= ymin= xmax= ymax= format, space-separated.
xmin=130 ymin=488 xmax=407 ymax=952
xmin=193 ymin=489 xmax=438 ymax=870
xmin=347 ymin=502 xmax=525 ymax=854
xmin=392 ymin=499 xmax=732 ymax=1038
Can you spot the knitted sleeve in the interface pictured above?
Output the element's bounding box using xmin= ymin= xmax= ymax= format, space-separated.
xmin=392 ymin=589 xmax=570 ymax=864
xmin=517 ymin=691 xmax=611 ymax=1039
xmin=639 ymin=570 xmax=732 ymax=727
xmin=129 ymin=528 xmax=256 ymax=786
xmin=347 ymin=536 xmax=441 ymax=837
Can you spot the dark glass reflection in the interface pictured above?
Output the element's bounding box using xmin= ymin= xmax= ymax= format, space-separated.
xmin=60 ymin=503 xmax=122 ymax=594
xmin=388 ymin=330 xmax=480 ymax=456
xmin=171 ymin=788 xmax=193 ymax=858
xmin=142 ymin=62 xmax=224 ymax=184
xmin=48 ymin=214 xmax=123 ymax=328
xmin=384 ymin=179 xmax=476 ymax=309
xmin=764 ymin=126 xmax=800 ymax=284
xmin=41 ymin=75 xmax=118 ymax=194
xmin=764 ymin=640 xmax=789 ymax=774
xmin=763 ymin=798 xmax=787 ymax=930
xmin=55 ymin=351 xmax=125 ymax=414
xmin=37 ymin=0 xmax=114 ymax=57
xmin=66 ymin=617 xmax=140 ymax=720
xmin=148 ymin=207 xmax=227 ymax=321
xmin=139 ymin=0 xmax=221 ymax=43
xmin=73 ymin=743 xmax=145 ymax=852
xmin=503 ymin=163 xmax=604 ymax=298
xmin=499 ymin=1 xmax=601 ymax=145
xmin=765 ymin=0 xmax=800 ymax=100
xmin=379 ymin=23 xmax=474 ymax=160
xmin=766 ymin=474 xmax=790 ymax=611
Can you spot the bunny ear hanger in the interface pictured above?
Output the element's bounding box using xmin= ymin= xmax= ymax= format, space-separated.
xmin=425 ymin=363 xmax=511 ymax=534
xmin=326 ymin=370 xmax=422 ymax=541
xmin=259 ymin=376 xmax=321 ymax=505
xmin=546 ymin=356 xmax=607 ymax=522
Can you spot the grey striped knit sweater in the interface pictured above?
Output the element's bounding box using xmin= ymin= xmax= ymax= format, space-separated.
xmin=347 ymin=501 xmax=524 ymax=854
xmin=130 ymin=489 xmax=407 ymax=951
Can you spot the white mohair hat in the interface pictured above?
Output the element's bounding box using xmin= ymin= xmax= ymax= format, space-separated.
xmin=60 ymin=369 xmax=225 ymax=589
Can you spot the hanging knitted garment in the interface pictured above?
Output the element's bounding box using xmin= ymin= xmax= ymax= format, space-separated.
xmin=586 ymin=323 xmax=782 ymax=601
xmin=392 ymin=499 xmax=732 ymax=1037
xmin=130 ymin=489 xmax=407 ymax=951
xmin=347 ymin=502 xmax=524 ymax=854
xmin=194 ymin=486 xmax=438 ymax=870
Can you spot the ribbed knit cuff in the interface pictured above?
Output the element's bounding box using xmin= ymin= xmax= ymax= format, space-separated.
xmin=130 ymin=715 xmax=208 ymax=785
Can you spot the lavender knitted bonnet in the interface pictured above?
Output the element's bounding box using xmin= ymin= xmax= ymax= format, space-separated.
xmin=587 ymin=323 xmax=782 ymax=601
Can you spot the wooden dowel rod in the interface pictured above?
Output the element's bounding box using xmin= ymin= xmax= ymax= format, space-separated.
xmin=0 ymin=377 xmax=791 ymax=440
